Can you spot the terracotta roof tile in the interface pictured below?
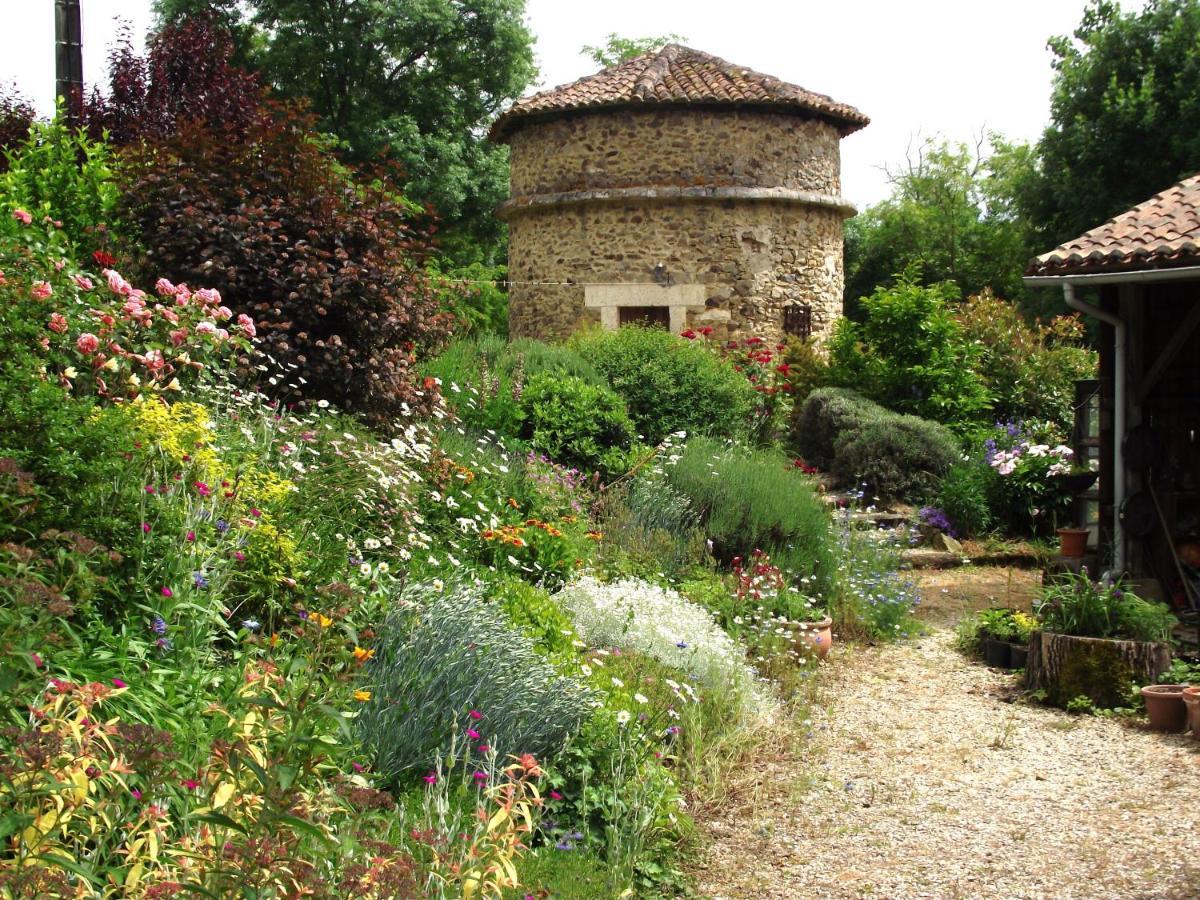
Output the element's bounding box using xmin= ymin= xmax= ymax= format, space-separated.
xmin=490 ymin=44 xmax=869 ymax=141
xmin=1027 ymin=173 xmax=1200 ymax=276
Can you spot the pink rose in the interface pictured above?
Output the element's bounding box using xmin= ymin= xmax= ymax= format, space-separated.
xmin=72 ymin=274 xmax=94 ymax=291
xmin=155 ymin=278 xmax=178 ymax=297
xmin=48 ymin=313 xmax=68 ymax=334
xmin=195 ymin=287 xmax=221 ymax=307
xmin=215 ymin=306 xmax=233 ymax=321
xmin=76 ymin=333 xmax=100 ymax=354
xmin=216 ymin=328 xmax=230 ymax=341
xmin=104 ymin=269 xmax=133 ymax=297
xmin=158 ymin=306 xmax=180 ymax=325
xmin=169 ymin=328 xmax=189 ymax=347
xmin=12 ymin=209 xmax=31 ymax=225
xmin=195 ymin=321 xmax=218 ymax=337
xmin=143 ymin=349 xmax=166 ymax=372
xmin=31 ymin=281 xmax=52 ymax=300
xmin=236 ymin=313 xmax=256 ymax=338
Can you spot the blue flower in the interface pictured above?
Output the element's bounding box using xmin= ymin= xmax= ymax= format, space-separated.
xmin=150 ymin=616 xmax=167 ymax=635
xmin=193 ymin=571 xmax=209 ymax=589
xmin=242 ymin=618 xmax=261 ymax=631
xmin=215 ymin=519 xmax=230 ymax=534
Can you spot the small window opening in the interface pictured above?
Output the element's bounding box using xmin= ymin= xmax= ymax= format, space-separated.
xmin=783 ymin=303 xmax=812 ymax=339
xmin=619 ymin=306 xmax=670 ymax=328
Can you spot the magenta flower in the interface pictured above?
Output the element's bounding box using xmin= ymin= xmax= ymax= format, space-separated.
xmin=183 ymin=779 xmax=199 ymax=790
xmin=142 ymin=522 xmax=152 ymax=534
xmin=12 ymin=208 xmax=31 ymax=225
xmin=194 ymin=481 xmax=211 ymax=497
xmin=234 ymin=550 xmax=246 ymax=562
xmin=549 ymin=790 xmax=563 ymax=801
xmin=466 ymin=728 xmax=480 ymax=740
xmin=31 ymin=652 xmax=43 ymax=668
xmin=477 ymin=744 xmax=490 ymax=753
xmin=112 ymin=678 xmax=127 ymax=688
xmin=130 ymin=788 xmax=141 ymax=800
xmin=468 ymin=709 xmax=483 ymax=720
xmin=423 ymin=773 xmax=437 ymax=785
xmin=352 ymin=762 xmax=364 ymax=773
xmin=161 ymin=587 xmax=173 ymax=598
xmin=186 ymin=530 xmax=195 ymax=542
xmin=472 ymin=771 xmax=488 ymax=783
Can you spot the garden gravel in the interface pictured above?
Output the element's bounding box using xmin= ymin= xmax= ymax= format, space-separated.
xmin=695 ymin=591 xmax=1200 ymax=898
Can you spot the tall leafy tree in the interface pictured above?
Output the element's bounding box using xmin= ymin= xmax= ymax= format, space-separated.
xmin=844 ymin=137 xmax=1041 ymax=317
xmin=1030 ymin=0 xmax=1200 ymax=244
xmin=581 ymin=33 xmax=688 ymax=67
xmin=155 ymin=0 xmax=537 ymax=263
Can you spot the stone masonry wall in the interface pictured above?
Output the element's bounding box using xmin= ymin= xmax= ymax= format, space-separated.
xmin=508 ymin=107 xmax=842 ymax=197
xmin=502 ymin=106 xmax=850 ymax=341
xmin=506 ymin=199 xmax=845 ymax=341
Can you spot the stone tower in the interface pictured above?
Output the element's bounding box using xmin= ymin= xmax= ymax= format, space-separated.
xmin=489 ymin=44 xmax=868 ymax=341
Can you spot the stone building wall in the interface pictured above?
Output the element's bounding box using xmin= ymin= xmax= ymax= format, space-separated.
xmin=508 ymin=108 xmax=842 ymax=196
xmin=501 ymin=107 xmax=852 ymax=341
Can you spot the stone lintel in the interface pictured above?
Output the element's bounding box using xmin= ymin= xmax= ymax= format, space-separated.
xmin=584 ymin=283 xmax=706 ymax=333
xmin=497 ymin=185 xmax=857 ymax=220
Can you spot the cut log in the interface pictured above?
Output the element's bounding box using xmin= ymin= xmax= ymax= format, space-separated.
xmin=1026 ymin=631 xmax=1172 ymax=709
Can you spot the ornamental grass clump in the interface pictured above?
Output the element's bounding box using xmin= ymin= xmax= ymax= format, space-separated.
xmin=557 ymin=575 xmax=764 ymax=712
xmin=360 ymin=581 xmax=594 ymax=783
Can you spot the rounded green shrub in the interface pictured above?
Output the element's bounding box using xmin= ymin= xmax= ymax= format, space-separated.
xmin=791 ymin=387 xmax=881 ymax=470
xmin=935 ymin=460 xmax=996 ymax=537
xmin=571 ymin=326 xmax=755 ymax=443
xmin=518 ymin=372 xmax=636 ymax=478
xmin=832 ymin=414 xmax=959 ymax=503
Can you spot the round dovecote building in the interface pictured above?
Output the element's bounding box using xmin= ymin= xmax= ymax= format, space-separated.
xmin=489 ymin=44 xmax=868 ymax=341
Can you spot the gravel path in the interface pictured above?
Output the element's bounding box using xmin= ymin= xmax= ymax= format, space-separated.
xmin=695 ymin=579 xmax=1200 ymax=899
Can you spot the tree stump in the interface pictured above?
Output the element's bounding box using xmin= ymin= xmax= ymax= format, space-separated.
xmin=1026 ymin=631 xmax=1172 ymax=708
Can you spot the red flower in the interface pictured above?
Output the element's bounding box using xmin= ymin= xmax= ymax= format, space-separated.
xmin=680 ymin=329 xmax=697 ymax=339
xmin=92 ymin=250 xmax=116 ymax=268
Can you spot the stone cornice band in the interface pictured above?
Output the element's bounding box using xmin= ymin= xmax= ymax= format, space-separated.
xmin=497 ymin=185 xmax=858 ymax=220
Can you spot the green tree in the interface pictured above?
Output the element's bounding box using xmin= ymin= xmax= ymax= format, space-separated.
xmin=581 ymin=33 xmax=688 ymax=67
xmin=844 ymin=136 xmax=1040 ymax=317
xmin=154 ymin=0 xmax=537 ymax=264
xmin=1030 ymin=0 xmax=1200 ymax=245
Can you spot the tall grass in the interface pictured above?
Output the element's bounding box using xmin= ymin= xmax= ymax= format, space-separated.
xmin=663 ymin=437 xmax=834 ymax=593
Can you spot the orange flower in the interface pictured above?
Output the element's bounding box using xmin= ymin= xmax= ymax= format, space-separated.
xmin=516 ymin=753 xmax=542 ymax=777
xmin=311 ymin=612 xmax=334 ymax=628
xmin=353 ymin=690 xmax=371 ymax=702
xmin=507 ymin=497 xmax=519 ymax=509
xmin=352 ymin=646 xmax=374 ymax=663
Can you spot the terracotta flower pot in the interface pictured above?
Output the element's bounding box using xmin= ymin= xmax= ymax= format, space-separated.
xmin=1142 ymin=684 xmax=1189 ymax=732
xmin=1057 ymin=527 xmax=1091 ymax=559
xmin=1183 ymin=686 xmax=1200 ymax=741
xmin=788 ymin=616 xmax=833 ymax=660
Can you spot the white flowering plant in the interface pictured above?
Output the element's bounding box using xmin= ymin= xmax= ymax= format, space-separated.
xmin=981 ymin=419 xmax=1090 ymax=534
xmin=556 ymin=575 xmax=766 ymax=712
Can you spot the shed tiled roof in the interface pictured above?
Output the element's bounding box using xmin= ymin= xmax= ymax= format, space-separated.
xmin=489 ymin=44 xmax=869 ymax=142
xmin=1027 ymin=174 xmax=1200 ymax=276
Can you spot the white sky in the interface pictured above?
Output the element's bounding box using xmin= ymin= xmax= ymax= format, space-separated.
xmin=1 ymin=0 xmax=1133 ymax=207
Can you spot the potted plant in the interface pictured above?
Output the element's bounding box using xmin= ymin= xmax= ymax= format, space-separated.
xmin=977 ymin=608 xmax=1020 ymax=668
xmin=1008 ymin=611 xmax=1040 ymax=669
xmin=1028 ymin=571 xmax=1176 ymax=709
xmin=1140 ymin=683 xmax=1189 ymax=732
xmin=1184 ymin=686 xmax=1200 ymax=741
xmin=1056 ymin=526 xmax=1090 ymax=558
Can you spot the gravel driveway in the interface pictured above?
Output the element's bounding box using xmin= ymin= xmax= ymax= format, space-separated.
xmin=694 ymin=576 xmax=1200 ymax=899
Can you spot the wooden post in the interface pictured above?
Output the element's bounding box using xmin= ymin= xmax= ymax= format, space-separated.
xmin=1026 ymin=630 xmax=1172 ymax=708
xmin=55 ymin=0 xmax=84 ymax=126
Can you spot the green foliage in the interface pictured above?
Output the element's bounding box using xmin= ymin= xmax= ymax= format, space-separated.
xmin=572 ymin=326 xmax=755 ymax=444
xmin=828 ymin=278 xmax=989 ymax=428
xmin=827 ymin=507 xmax=921 ymax=642
xmin=1037 ymin=572 xmax=1177 ymax=642
xmin=1029 ymin=0 xmax=1200 ymax=247
xmin=428 ymin=260 xmax=509 ymax=336
xmin=779 ymin=336 xmax=833 ymax=411
xmin=956 ymin=291 xmax=1097 ymax=432
xmin=492 ymin=577 xmax=579 ymax=660
xmin=360 ymin=582 xmax=593 ymax=783
xmin=844 ymin=136 xmax=1040 ymax=313
xmin=517 ymin=373 xmax=636 ymax=478
xmin=663 ymin=437 xmax=833 ymax=590
xmin=790 ymin=387 xmax=880 ymax=471
xmin=832 ymin=414 xmax=959 ymax=504
xmin=156 ymin=0 xmax=537 ymax=262
xmin=581 ymin=33 xmax=688 ymax=67
xmin=1 ymin=114 xmax=119 ymax=258
xmin=1158 ymin=657 xmax=1200 ymax=685
xmin=935 ymin=461 xmax=996 ymax=538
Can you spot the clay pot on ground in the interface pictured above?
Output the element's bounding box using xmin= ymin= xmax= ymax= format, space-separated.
xmin=788 ymin=616 xmax=833 ymax=660
xmin=1056 ymin=527 xmax=1091 ymax=559
xmin=1183 ymin=686 xmax=1200 ymax=740
xmin=1141 ymin=684 xmax=1189 ymax=732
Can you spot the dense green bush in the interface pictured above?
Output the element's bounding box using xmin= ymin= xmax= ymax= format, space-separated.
xmin=827 ymin=278 xmax=989 ymax=430
xmin=360 ymin=582 xmax=593 ymax=783
xmin=492 ymin=577 xmax=579 ymax=660
xmin=572 ymin=326 xmax=755 ymax=443
xmin=664 ymin=437 xmax=833 ymax=590
xmin=428 ymin=260 xmax=509 ymax=336
xmin=518 ymin=373 xmax=636 ymax=478
xmin=791 ymin=387 xmax=881 ymax=470
xmin=935 ymin=460 xmax=996 ymax=538
xmin=832 ymin=414 xmax=959 ymax=503
xmin=956 ymin=291 xmax=1097 ymax=432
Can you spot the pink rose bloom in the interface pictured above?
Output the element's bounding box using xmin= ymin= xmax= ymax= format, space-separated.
xmin=216 ymin=328 xmax=230 ymax=341
xmin=76 ymin=332 xmax=100 ymax=354
xmin=143 ymin=349 xmax=166 ymax=372
xmin=195 ymin=287 xmax=221 ymax=307
xmin=195 ymin=321 xmax=218 ymax=337
xmin=72 ymin=274 xmax=94 ymax=291
xmin=155 ymin=278 xmax=178 ymax=297
xmin=158 ymin=306 xmax=180 ymax=325
xmin=215 ymin=306 xmax=233 ymax=321
xmin=12 ymin=209 xmax=31 ymax=225
xmin=38 ymin=336 xmax=50 ymax=351
xmin=104 ymin=269 xmax=133 ymax=297
xmin=169 ymin=327 xmax=189 ymax=347
xmin=31 ymin=281 xmax=52 ymax=300
xmin=47 ymin=313 xmax=68 ymax=334
xmin=236 ymin=313 xmax=256 ymax=338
